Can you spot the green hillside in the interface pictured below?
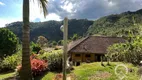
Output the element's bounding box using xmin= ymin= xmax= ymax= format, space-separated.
xmin=5 ymin=9 xmax=142 ymax=42
xmin=87 ymin=9 xmax=142 ymax=36
xmin=6 ymin=19 xmax=93 ymax=42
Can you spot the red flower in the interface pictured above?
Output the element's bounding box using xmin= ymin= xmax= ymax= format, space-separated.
xmin=17 ymin=55 xmax=48 ymax=76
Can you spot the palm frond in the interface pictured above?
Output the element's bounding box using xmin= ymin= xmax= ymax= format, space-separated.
xmin=37 ymin=0 xmax=48 ymax=18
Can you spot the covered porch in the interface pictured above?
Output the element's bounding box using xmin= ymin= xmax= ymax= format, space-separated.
xmin=70 ymin=53 xmax=104 ymax=64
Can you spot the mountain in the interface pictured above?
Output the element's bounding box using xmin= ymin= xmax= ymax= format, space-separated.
xmin=6 ymin=19 xmax=93 ymax=42
xmin=5 ymin=9 xmax=142 ymax=42
xmin=87 ymin=9 xmax=142 ymax=36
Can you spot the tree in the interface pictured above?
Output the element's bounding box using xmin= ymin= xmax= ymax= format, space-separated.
xmin=0 ymin=28 xmax=19 ymax=58
xmin=37 ymin=36 xmax=48 ymax=47
xmin=70 ymin=34 xmax=81 ymax=41
xmin=31 ymin=42 xmax=41 ymax=54
xmin=107 ymin=35 xmax=142 ymax=65
xmin=20 ymin=0 xmax=48 ymax=79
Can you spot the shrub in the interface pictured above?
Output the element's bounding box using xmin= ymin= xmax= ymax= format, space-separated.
xmin=31 ymin=42 xmax=41 ymax=54
xmin=38 ymin=50 xmax=63 ymax=72
xmin=107 ymin=35 xmax=142 ymax=65
xmin=17 ymin=54 xmax=48 ymax=76
xmin=0 ymin=28 xmax=19 ymax=57
xmin=0 ymin=51 xmax=21 ymax=72
xmin=47 ymin=53 xmax=62 ymax=72
xmin=138 ymin=67 xmax=142 ymax=76
xmin=31 ymin=59 xmax=48 ymax=76
xmin=37 ymin=36 xmax=48 ymax=47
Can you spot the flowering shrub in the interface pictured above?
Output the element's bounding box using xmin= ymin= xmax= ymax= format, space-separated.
xmin=38 ymin=50 xmax=63 ymax=72
xmin=31 ymin=58 xmax=48 ymax=76
xmin=17 ymin=54 xmax=48 ymax=76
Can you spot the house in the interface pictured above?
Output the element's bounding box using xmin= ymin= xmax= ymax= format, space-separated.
xmin=68 ymin=36 xmax=125 ymax=63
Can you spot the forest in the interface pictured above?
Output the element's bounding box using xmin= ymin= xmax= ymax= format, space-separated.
xmin=6 ymin=19 xmax=93 ymax=42
xmin=5 ymin=9 xmax=142 ymax=43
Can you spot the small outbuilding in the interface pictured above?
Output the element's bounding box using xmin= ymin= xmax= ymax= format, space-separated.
xmin=68 ymin=36 xmax=125 ymax=63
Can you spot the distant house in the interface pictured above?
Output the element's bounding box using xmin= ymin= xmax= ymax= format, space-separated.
xmin=68 ymin=36 xmax=125 ymax=63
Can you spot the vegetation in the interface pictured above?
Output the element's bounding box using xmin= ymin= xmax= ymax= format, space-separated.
xmin=20 ymin=0 xmax=32 ymax=79
xmin=6 ymin=19 xmax=93 ymax=42
xmin=20 ymin=0 xmax=48 ymax=79
xmin=0 ymin=48 xmax=141 ymax=80
xmin=0 ymin=28 xmax=19 ymax=58
xmin=38 ymin=50 xmax=63 ymax=72
xmin=34 ymin=62 xmax=140 ymax=80
xmin=17 ymin=54 xmax=48 ymax=77
xmin=1 ymin=6 xmax=142 ymax=80
xmin=70 ymin=34 xmax=82 ymax=41
xmin=87 ymin=9 xmax=142 ymax=36
xmin=35 ymin=72 xmax=56 ymax=80
xmin=0 ymin=72 xmax=15 ymax=80
xmin=6 ymin=9 xmax=142 ymax=43
xmin=107 ymin=33 xmax=142 ymax=65
xmin=37 ymin=36 xmax=48 ymax=47
xmin=0 ymin=49 xmax=63 ymax=79
xmin=0 ymin=51 xmax=21 ymax=72
xmin=31 ymin=42 xmax=41 ymax=54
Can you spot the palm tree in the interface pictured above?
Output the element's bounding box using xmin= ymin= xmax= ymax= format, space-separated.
xmin=20 ymin=0 xmax=48 ymax=79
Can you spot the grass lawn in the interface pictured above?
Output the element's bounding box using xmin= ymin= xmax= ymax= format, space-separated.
xmin=71 ymin=62 xmax=140 ymax=80
xmin=0 ymin=62 xmax=141 ymax=80
xmin=0 ymin=72 xmax=15 ymax=80
xmin=35 ymin=72 xmax=56 ymax=80
xmin=37 ymin=62 xmax=141 ymax=80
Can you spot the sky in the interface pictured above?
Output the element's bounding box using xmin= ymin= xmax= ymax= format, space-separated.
xmin=0 ymin=0 xmax=142 ymax=27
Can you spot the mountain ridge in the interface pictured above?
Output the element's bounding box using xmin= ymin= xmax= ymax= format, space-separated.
xmin=4 ymin=9 xmax=142 ymax=42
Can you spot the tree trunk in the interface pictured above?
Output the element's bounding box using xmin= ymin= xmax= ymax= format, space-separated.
xmin=101 ymin=56 xmax=104 ymax=66
xmin=20 ymin=0 xmax=32 ymax=80
xmin=107 ymin=57 xmax=110 ymax=65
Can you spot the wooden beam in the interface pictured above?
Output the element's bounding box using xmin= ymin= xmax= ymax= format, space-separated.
xmin=63 ymin=17 xmax=68 ymax=80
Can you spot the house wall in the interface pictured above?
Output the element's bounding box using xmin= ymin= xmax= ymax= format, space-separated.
xmin=71 ymin=53 xmax=95 ymax=62
xmin=82 ymin=54 xmax=95 ymax=62
xmin=71 ymin=53 xmax=82 ymax=62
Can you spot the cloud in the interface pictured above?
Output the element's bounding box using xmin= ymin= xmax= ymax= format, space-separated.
xmin=46 ymin=0 xmax=142 ymax=20
xmin=30 ymin=0 xmax=61 ymax=22
xmin=61 ymin=1 xmax=73 ymax=13
xmin=40 ymin=13 xmax=61 ymax=21
xmin=0 ymin=18 xmax=22 ymax=27
xmin=1 ymin=0 xmax=142 ymax=27
xmin=0 ymin=2 xmax=5 ymax=6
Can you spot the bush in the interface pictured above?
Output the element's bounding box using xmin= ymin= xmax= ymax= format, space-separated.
xmin=37 ymin=36 xmax=48 ymax=47
xmin=107 ymin=35 xmax=142 ymax=65
xmin=47 ymin=52 xmax=62 ymax=72
xmin=31 ymin=42 xmax=41 ymax=54
xmin=31 ymin=59 xmax=48 ymax=76
xmin=17 ymin=54 xmax=48 ymax=76
xmin=38 ymin=50 xmax=63 ymax=72
xmin=0 ymin=51 xmax=21 ymax=72
xmin=0 ymin=28 xmax=19 ymax=57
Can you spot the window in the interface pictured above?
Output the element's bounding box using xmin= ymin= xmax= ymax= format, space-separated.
xmin=75 ymin=54 xmax=81 ymax=57
xmin=85 ymin=54 xmax=91 ymax=57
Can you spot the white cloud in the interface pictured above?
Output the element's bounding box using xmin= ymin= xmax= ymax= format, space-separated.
xmin=41 ymin=13 xmax=61 ymax=21
xmin=0 ymin=18 xmax=22 ymax=27
xmin=61 ymin=2 xmax=73 ymax=13
xmin=30 ymin=1 xmax=61 ymax=22
xmin=30 ymin=1 xmax=42 ymax=21
xmin=0 ymin=2 xmax=5 ymax=6
xmin=108 ymin=1 xmax=116 ymax=7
